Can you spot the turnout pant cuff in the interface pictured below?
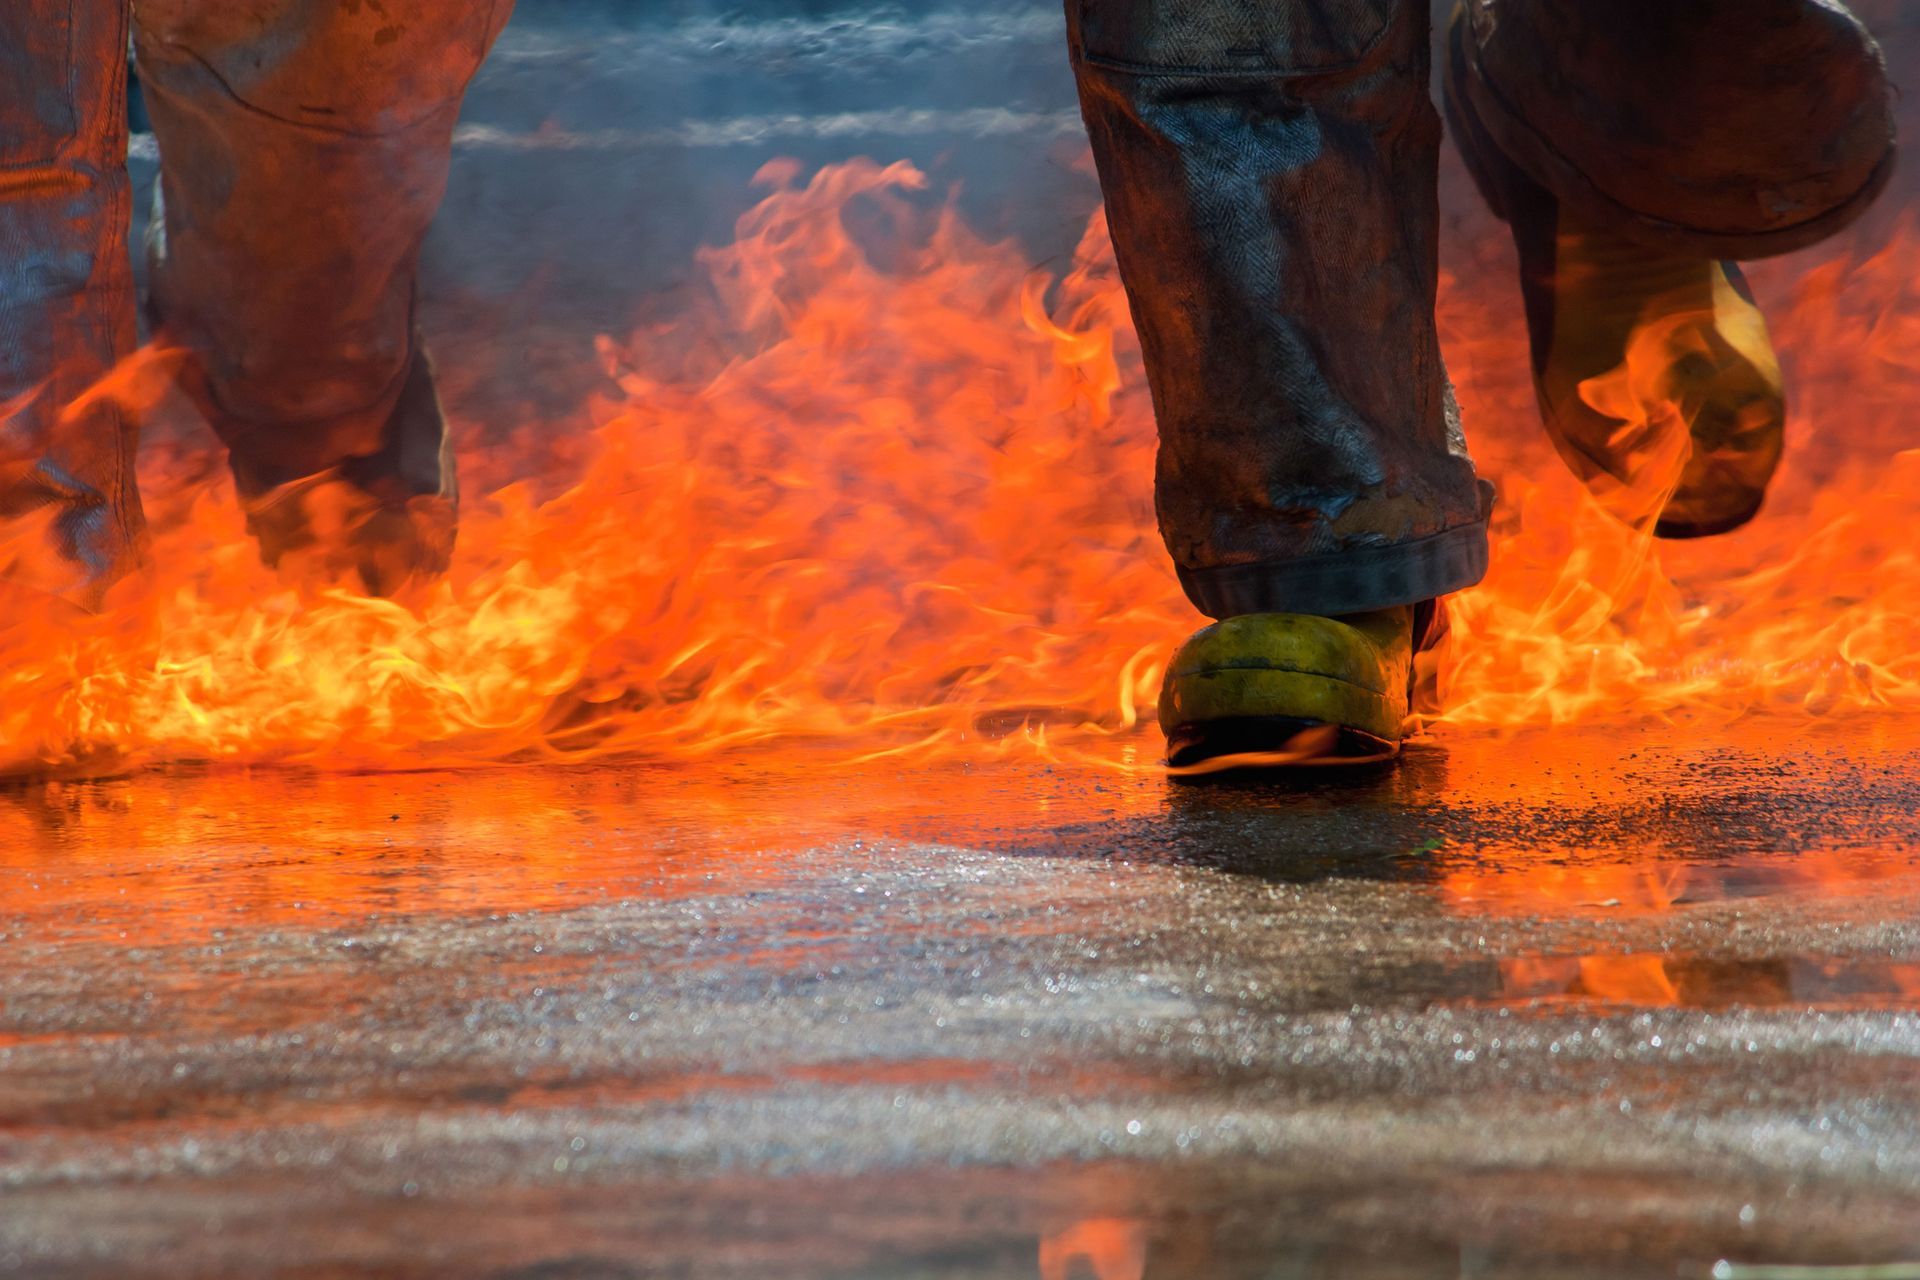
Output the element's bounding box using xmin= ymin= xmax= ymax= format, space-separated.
xmin=1176 ymin=520 xmax=1490 ymax=620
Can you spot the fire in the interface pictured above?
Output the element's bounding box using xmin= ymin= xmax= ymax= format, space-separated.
xmin=0 ymin=157 xmax=1916 ymax=775
xmin=1433 ymin=219 xmax=1920 ymax=729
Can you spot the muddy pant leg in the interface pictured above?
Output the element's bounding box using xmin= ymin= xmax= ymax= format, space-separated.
xmin=0 ymin=0 xmax=144 ymax=607
xmin=1452 ymin=0 xmax=1895 ymax=258
xmin=131 ymin=0 xmax=515 ymax=489
xmin=1065 ymin=0 xmax=1492 ymax=619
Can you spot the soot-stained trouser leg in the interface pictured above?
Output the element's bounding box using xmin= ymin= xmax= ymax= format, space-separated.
xmin=1445 ymin=0 xmax=1896 ymax=537
xmin=1066 ymin=0 xmax=1494 ymax=622
xmin=134 ymin=0 xmax=516 ymax=594
xmin=0 ymin=0 xmax=145 ymax=609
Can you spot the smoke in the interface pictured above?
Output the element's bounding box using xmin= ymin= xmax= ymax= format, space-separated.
xmin=124 ymin=0 xmax=1918 ymax=467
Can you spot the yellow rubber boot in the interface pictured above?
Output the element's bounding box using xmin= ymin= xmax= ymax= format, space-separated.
xmin=1531 ymin=211 xmax=1785 ymax=537
xmin=1444 ymin=4 xmax=1785 ymax=538
xmin=1158 ymin=607 xmax=1414 ymax=771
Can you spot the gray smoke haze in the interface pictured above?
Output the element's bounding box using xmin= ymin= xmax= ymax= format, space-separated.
xmin=129 ymin=0 xmax=1918 ymax=437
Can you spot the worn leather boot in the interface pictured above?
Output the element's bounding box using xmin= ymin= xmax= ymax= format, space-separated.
xmin=1159 ymin=606 xmax=1416 ymax=770
xmin=1444 ymin=6 xmax=1787 ymax=537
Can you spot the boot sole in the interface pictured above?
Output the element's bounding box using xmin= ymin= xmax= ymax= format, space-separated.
xmin=1161 ymin=666 xmax=1405 ymax=774
xmin=1165 ymin=716 xmax=1400 ymax=776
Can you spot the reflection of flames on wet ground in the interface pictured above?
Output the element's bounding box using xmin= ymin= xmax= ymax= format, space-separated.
xmin=1437 ymin=803 xmax=1920 ymax=1007
xmin=1 ymin=158 xmax=1917 ymax=774
xmin=1440 ymin=848 xmax=1920 ymax=917
xmin=1493 ymin=953 xmax=1920 ymax=1009
xmin=1039 ymin=1217 xmax=1147 ymax=1280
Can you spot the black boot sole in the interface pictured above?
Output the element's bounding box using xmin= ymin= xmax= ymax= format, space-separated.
xmin=1164 ymin=717 xmax=1400 ymax=776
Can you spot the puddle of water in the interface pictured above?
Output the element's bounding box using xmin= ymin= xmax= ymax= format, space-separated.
xmin=1487 ymin=953 xmax=1920 ymax=1010
xmin=1436 ymin=850 xmax=1920 ymax=918
xmin=0 ymin=721 xmax=1916 ymax=992
xmin=1040 ymin=1217 xmax=1149 ymax=1280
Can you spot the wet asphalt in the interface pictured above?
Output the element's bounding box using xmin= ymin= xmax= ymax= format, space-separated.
xmin=40 ymin=1 xmax=1920 ymax=1275
xmin=2 ymin=724 xmax=1919 ymax=1277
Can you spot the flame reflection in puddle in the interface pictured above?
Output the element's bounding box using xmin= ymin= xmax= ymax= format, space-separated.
xmin=1491 ymin=953 xmax=1920 ymax=1010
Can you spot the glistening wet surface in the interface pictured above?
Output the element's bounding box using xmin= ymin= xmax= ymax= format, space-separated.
xmin=2 ymin=718 xmax=1919 ymax=1278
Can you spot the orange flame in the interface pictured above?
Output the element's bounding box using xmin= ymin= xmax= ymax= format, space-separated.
xmin=0 ymin=158 xmax=1914 ymax=774
xmin=1435 ymin=220 xmax=1920 ymax=729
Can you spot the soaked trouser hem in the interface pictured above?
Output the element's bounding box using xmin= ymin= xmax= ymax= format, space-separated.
xmin=1177 ymin=519 xmax=1489 ymax=620
xmin=1066 ymin=0 xmax=1496 ymax=624
xmin=0 ymin=2 xmax=144 ymax=606
xmin=136 ymin=0 xmax=513 ymax=481
xmin=0 ymin=0 xmax=509 ymax=604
